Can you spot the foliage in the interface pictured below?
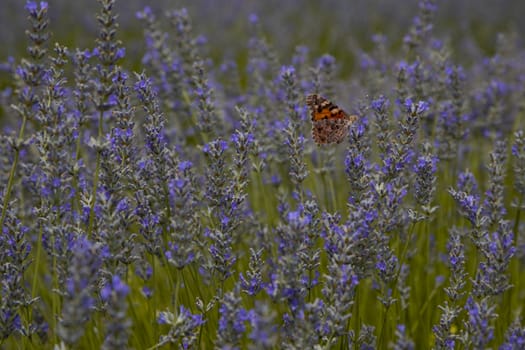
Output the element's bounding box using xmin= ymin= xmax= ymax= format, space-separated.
xmin=1 ymin=0 xmax=525 ymax=349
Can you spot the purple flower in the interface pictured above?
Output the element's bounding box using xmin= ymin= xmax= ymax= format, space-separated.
xmin=58 ymin=236 xmax=103 ymax=345
xmin=25 ymin=1 xmax=48 ymax=15
xmin=101 ymin=275 xmax=130 ymax=301
xmin=371 ymin=95 xmax=390 ymax=112
xmin=156 ymin=305 xmax=205 ymax=348
xmin=501 ymin=321 xmax=525 ymax=350
xmin=404 ymin=98 xmax=429 ymax=115
xmin=280 ymin=65 xmax=295 ymax=76
xmin=465 ymin=297 xmax=496 ymax=348
xmin=413 ymin=151 xmax=437 ymax=207
xmin=248 ymin=303 xmax=277 ymax=347
xmin=248 ymin=13 xmax=259 ymax=24
xmin=178 ymin=160 xmax=192 ymax=171
xmin=393 ymin=324 xmax=414 ymax=350
xmin=217 ymin=290 xmax=252 ymax=347
xmin=115 ymin=198 xmax=129 ymax=213
xmin=318 ymin=54 xmax=335 ymax=67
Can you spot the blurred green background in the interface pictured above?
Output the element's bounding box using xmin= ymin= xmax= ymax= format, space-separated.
xmin=1 ymin=0 xmax=524 ymax=70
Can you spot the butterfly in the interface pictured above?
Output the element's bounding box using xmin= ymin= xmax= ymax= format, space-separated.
xmin=306 ymin=94 xmax=358 ymax=145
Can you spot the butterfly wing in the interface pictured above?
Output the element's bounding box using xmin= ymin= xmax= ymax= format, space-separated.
xmin=306 ymin=94 xmax=358 ymax=145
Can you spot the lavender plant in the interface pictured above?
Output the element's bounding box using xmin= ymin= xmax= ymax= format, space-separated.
xmin=1 ymin=0 xmax=525 ymax=349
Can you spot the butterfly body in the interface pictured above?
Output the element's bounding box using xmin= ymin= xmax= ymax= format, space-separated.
xmin=306 ymin=94 xmax=358 ymax=145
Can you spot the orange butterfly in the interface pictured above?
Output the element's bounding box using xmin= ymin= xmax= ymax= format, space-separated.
xmin=306 ymin=94 xmax=358 ymax=145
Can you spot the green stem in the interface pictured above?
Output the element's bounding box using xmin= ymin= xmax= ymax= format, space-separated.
xmin=513 ymin=196 xmax=522 ymax=235
xmin=152 ymin=256 xmax=158 ymax=340
xmin=87 ymin=110 xmax=104 ymax=237
xmin=353 ymin=287 xmax=360 ymax=350
xmin=379 ymin=222 xmax=417 ymax=346
xmin=52 ymin=225 xmax=59 ymax=344
xmin=378 ymin=304 xmax=391 ymax=349
xmin=0 ymin=115 xmax=27 ymax=228
xmin=71 ymin=131 xmax=83 ymax=213
xmin=395 ymin=223 xmax=417 ymax=289
xmin=30 ymin=225 xmax=44 ymax=314
xmin=410 ymin=286 xmax=439 ymax=335
xmin=509 ymin=196 xmax=522 ymax=323
xmin=420 ymin=219 xmax=430 ymax=344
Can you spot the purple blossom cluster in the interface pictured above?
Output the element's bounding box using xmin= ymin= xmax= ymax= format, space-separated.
xmin=1 ymin=0 xmax=525 ymax=348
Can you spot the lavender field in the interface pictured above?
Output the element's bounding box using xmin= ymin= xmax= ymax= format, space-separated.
xmin=1 ymin=0 xmax=525 ymax=349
